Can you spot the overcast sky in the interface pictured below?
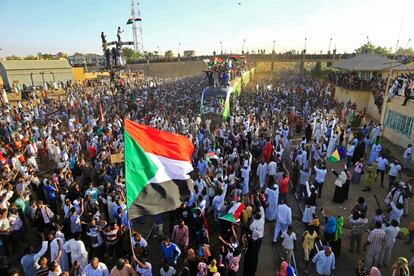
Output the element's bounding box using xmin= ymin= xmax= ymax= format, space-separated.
xmin=0 ymin=0 xmax=413 ymax=57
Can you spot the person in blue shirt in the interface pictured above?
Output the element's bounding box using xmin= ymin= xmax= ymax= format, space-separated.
xmin=84 ymin=182 xmax=100 ymax=201
xmin=160 ymin=238 xmax=181 ymax=266
xmin=197 ymin=157 xmax=207 ymax=176
xmin=43 ymin=179 xmax=58 ymax=212
xmin=312 ymin=246 xmax=335 ymax=275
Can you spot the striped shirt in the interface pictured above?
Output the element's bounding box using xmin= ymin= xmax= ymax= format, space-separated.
xmin=36 ymin=266 xmax=49 ymax=276
xmin=367 ymin=228 xmax=386 ymax=253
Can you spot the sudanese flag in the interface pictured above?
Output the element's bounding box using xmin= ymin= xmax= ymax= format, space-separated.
xmin=124 ymin=119 xmax=194 ymax=218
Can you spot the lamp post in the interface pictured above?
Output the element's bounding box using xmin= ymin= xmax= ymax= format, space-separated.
xmin=242 ymin=39 xmax=245 ymax=54
xmin=272 ymin=41 xmax=276 ymax=73
xmin=379 ymin=39 xmax=400 ymax=126
xmin=178 ymin=42 xmax=181 ymax=61
xmin=328 ymin=37 xmax=332 ymax=55
xmin=301 ymin=37 xmax=307 ymax=74
xmin=220 ymin=41 xmax=223 ymax=55
xmin=40 ymin=72 xmax=45 ymax=84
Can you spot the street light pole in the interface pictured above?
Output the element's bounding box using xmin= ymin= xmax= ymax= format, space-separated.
xmin=178 ymin=42 xmax=181 ymax=61
xmin=301 ymin=37 xmax=307 ymax=74
xmin=379 ymin=39 xmax=400 ymax=126
xmin=242 ymin=39 xmax=245 ymax=54
xmin=220 ymin=41 xmax=223 ymax=55
xmin=328 ymin=38 xmax=332 ymax=55
xmin=272 ymin=40 xmax=276 ymax=54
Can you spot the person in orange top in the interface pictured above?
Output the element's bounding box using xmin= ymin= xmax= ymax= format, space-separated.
xmin=262 ymin=138 xmax=273 ymax=163
xmin=278 ymin=163 xmax=290 ymax=204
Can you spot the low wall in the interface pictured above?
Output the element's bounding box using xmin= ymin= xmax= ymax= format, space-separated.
xmin=334 ymin=86 xmax=370 ymax=111
xmin=366 ymin=93 xmax=381 ymax=121
xmin=72 ymin=68 xmax=85 ymax=83
xmin=128 ymin=61 xmax=206 ymax=78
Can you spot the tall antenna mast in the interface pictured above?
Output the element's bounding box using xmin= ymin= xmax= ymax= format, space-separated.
xmin=131 ymin=0 xmax=139 ymax=52
xmin=136 ymin=1 xmax=144 ymax=51
xmin=130 ymin=1 xmax=144 ymax=52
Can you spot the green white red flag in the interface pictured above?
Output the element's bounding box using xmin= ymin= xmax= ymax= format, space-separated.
xmin=124 ymin=119 xmax=194 ymax=218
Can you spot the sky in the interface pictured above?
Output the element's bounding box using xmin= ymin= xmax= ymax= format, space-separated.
xmin=0 ymin=0 xmax=413 ymax=57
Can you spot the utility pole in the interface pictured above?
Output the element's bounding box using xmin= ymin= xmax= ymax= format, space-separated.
xmin=301 ymin=37 xmax=307 ymax=74
xmin=379 ymin=39 xmax=399 ymax=126
xmin=380 ymin=19 xmax=404 ymax=126
xmin=328 ymin=37 xmax=332 ymax=55
xmin=242 ymin=39 xmax=246 ymax=54
xmin=220 ymin=41 xmax=223 ymax=55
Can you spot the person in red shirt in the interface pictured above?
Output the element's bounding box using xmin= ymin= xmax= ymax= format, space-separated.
xmin=262 ymin=139 xmax=273 ymax=163
xmin=278 ymin=164 xmax=290 ymax=204
xmin=88 ymin=144 xmax=97 ymax=160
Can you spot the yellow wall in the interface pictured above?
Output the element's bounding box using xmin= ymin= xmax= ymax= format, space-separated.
xmin=334 ymin=86 xmax=371 ymax=111
xmin=366 ymin=93 xmax=381 ymax=121
xmin=71 ymin=67 xmax=85 ymax=83
xmin=128 ymin=61 xmax=206 ymax=77
xmin=84 ymin=72 xmax=110 ymax=80
xmin=382 ymin=96 xmax=414 ymax=149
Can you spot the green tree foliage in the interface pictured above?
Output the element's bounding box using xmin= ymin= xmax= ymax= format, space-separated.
xmin=122 ymin=48 xmax=143 ymax=63
xmin=396 ymin=47 xmax=414 ymax=56
xmin=164 ymin=50 xmax=174 ymax=61
xmin=354 ymin=42 xmax=391 ymax=56
xmin=5 ymin=55 xmax=21 ymax=60
xmin=312 ymin=62 xmax=322 ymax=77
xmin=24 ymin=55 xmax=37 ymax=60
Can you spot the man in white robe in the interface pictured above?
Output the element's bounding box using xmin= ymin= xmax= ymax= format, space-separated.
xmin=51 ymin=231 xmax=69 ymax=272
xmin=326 ymin=133 xmax=338 ymax=158
xmin=256 ymin=161 xmax=268 ymax=189
xmin=273 ymin=201 xmax=292 ymax=242
xmin=240 ymin=166 xmax=250 ymax=195
xmin=265 ymin=184 xmax=279 ymax=221
xmin=63 ymin=232 xmax=88 ymax=271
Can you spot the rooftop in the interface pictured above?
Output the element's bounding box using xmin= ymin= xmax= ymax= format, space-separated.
xmin=333 ymin=54 xmax=408 ymax=72
xmin=0 ymin=59 xmax=72 ymax=70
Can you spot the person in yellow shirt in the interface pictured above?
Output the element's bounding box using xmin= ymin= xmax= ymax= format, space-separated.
xmin=302 ymin=227 xmax=318 ymax=273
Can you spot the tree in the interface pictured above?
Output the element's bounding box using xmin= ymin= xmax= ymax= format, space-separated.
xmin=164 ymin=50 xmax=174 ymax=61
xmin=24 ymin=55 xmax=37 ymax=60
xmin=56 ymin=52 xmax=67 ymax=59
xmin=396 ymin=47 xmax=414 ymax=56
xmin=122 ymin=48 xmax=142 ymax=63
xmin=5 ymin=55 xmax=21 ymax=60
xmin=354 ymin=42 xmax=391 ymax=56
xmin=312 ymin=62 xmax=323 ymax=77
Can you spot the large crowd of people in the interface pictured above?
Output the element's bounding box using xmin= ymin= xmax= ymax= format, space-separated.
xmin=0 ymin=68 xmax=412 ymax=276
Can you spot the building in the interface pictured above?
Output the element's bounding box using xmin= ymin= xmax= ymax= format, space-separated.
xmin=68 ymin=53 xmax=105 ymax=67
xmin=183 ymin=50 xmax=195 ymax=58
xmin=0 ymin=59 xmax=73 ymax=89
xmin=331 ymin=54 xmax=414 ymax=150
